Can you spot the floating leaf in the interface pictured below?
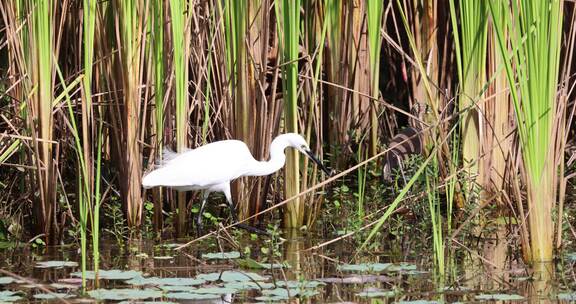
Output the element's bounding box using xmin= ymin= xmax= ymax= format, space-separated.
xmin=262 ymin=288 xmax=318 ymax=298
xmin=276 ymin=280 xmax=326 ymax=288
xmin=356 ymin=289 xmax=399 ymax=298
xmin=475 ymin=294 xmax=524 ymax=301
xmin=237 ymin=258 xmax=290 ymax=269
xmin=35 ymin=261 xmax=78 ymax=268
xmin=162 ymin=243 xmax=182 ymax=249
xmin=49 ymin=283 xmax=80 ymax=290
xmin=255 ymin=288 xmax=318 ymax=302
xmin=338 ymin=263 xmax=391 ymax=272
xmin=317 ymin=274 xmax=393 ymax=284
xmin=33 ymin=293 xmax=73 ymax=300
xmin=153 ymin=256 xmax=174 ymax=260
xmin=395 ymin=301 xmax=440 ymax=304
xmin=0 ymin=291 xmax=22 ymax=302
xmin=118 ymin=302 xmax=177 ymax=304
xmin=201 ymin=251 xmax=241 ymax=260
xmin=386 ymin=263 xmax=417 ymax=272
xmin=125 ymin=277 xmax=205 ymax=286
xmin=338 ymin=262 xmax=416 ymax=273
xmin=196 ymin=271 xmax=266 ymax=282
xmin=165 ymin=292 xmax=221 ymax=300
xmin=159 ymin=286 xmax=196 ymax=292
xmin=194 ymin=287 xmax=237 ymax=294
xmin=0 ymin=277 xmax=15 ymax=285
xmin=88 ymin=289 xmax=162 ymax=300
xmin=255 ymin=295 xmax=286 ymax=302
xmin=72 ymin=270 xmax=143 ymax=280
xmin=224 ymin=281 xmax=275 ymax=291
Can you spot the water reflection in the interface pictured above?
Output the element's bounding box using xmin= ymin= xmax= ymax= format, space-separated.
xmin=0 ymin=230 xmax=572 ymax=302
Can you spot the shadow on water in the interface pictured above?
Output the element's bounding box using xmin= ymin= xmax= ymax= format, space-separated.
xmin=0 ymin=227 xmax=575 ymax=303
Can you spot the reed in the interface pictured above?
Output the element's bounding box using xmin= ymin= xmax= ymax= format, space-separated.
xmin=114 ymin=0 xmax=146 ymax=228
xmin=366 ymin=0 xmax=384 ymax=158
xmin=449 ymin=0 xmax=488 ymax=199
xmin=150 ymin=0 xmax=165 ymax=230
xmin=27 ymin=0 xmax=57 ymax=244
xmin=276 ymin=0 xmax=302 ymax=227
xmin=169 ymin=0 xmax=189 ymax=234
xmin=221 ymin=0 xmax=255 ymax=221
xmin=489 ymin=0 xmax=564 ymax=262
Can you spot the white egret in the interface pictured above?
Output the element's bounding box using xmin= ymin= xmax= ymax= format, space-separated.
xmin=142 ymin=133 xmax=330 ymax=232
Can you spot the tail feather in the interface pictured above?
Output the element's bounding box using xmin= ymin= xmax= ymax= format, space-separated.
xmin=142 ymin=170 xmax=159 ymax=189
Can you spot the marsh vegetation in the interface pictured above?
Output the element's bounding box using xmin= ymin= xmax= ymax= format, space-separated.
xmin=0 ymin=0 xmax=575 ymax=302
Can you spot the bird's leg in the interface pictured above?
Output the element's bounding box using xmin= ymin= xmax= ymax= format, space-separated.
xmin=222 ymin=184 xmax=238 ymax=223
xmin=223 ymin=183 xmax=270 ymax=236
xmin=196 ymin=191 xmax=210 ymax=235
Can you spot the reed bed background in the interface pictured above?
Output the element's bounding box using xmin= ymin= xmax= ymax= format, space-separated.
xmin=0 ymin=0 xmax=575 ymax=272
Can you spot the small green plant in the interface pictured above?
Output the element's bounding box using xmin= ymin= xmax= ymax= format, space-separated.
xmin=103 ymin=199 xmax=129 ymax=246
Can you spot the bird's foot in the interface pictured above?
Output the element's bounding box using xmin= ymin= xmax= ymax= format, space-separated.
xmin=195 ymin=220 xmax=204 ymax=237
xmin=235 ymin=223 xmax=271 ymax=236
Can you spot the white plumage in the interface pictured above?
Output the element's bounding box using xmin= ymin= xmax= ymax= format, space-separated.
xmin=142 ymin=133 xmax=330 ymax=232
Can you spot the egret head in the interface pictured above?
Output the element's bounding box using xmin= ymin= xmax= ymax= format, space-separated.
xmin=284 ymin=133 xmax=332 ymax=176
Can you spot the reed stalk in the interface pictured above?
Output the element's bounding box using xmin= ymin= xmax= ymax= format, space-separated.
xmin=485 ymin=1 xmax=511 ymax=197
xmin=82 ymin=0 xmax=100 ymax=280
xmin=116 ymin=0 xmax=145 ymax=228
xmin=151 ymin=0 xmax=164 ymax=230
xmin=366 ymin=0 xmax=384 ymax=158
xmin=302 ymin=3 xmax=328 ymax=226
xmin=449 ymin=0 xmax=488 ymax=199
xmin=489 ymin=0 xmax=563 ymax=262
xmin=276 ymin=0 xmax=302 ymax=227
xmin=28 ymin=0 xmax=57 ymax=244
xmin=170 ymin=0 xmax=189 ymax=235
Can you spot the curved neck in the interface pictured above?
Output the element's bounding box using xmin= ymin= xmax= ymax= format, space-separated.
xmin=244 ymin=135 xmax=290 ymax=176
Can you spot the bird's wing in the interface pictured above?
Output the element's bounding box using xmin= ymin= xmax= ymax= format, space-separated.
xmin=159 ymin=146 xmax=191 ymax=166
xmin=145 ymin=140 xmax=254 ymax=188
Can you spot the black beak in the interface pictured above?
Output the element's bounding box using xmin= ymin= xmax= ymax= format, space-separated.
xmin=305 ymin=149 xmax=332 ymax=176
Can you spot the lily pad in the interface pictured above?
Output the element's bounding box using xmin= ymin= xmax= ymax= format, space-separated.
xmin=49 ymin=283 xmax=80 ymax=290
xmin=276 ymin=280 xmax=326 ymax=288
xmin=159 ymin=286 xmax=197 ymax=292
xmin=238 ymin=258 xmax=290 ymax=269
xmin=165 ymin=292 xmax=221 ymax=300
xmin=193 ymin=287 xmax=238 ymax=294
xmin=33 ymin=293 xmax=73 ymax=300
xmin=0 ymin=277 xmax=15 ymax=285
xmin=125 ymin=277 xmax=205 ymax=286
xmin=153 ymin=256 xmax=174 ymax=260
xmin=255 ymin=295 xmax=287 ymax=302
xmin=35 ymin=261 xmax=78 ymax=268
xmin=88 ymin=288 xmax=163 ymax=300
xmin=317 ymin=274 xmax=393 ymax=284
xmin=395 ymin=301 xmax=439 ymax=304
xmin=72 ymin=270 xmax=143 ymax=280
xmin=196 ymin=271 xmax=266 ymax=282
xmin=118 ymin=302 xmax=177 ymax=304
xmin=201 ymin=251 xmax=241 ymax=260
xmin=224 ymin=281 xmax=275 ymax=290
xmin=475 ymin=294 xmax=524 ymax=301
xmin=0 ymin=291 xmax=22 ymax=302
xmin=339 ymin=262 xmax=416 ymax=273
xmin=255 ymin=288 xmax=318 ymax=301
xmin=263 ymin=288 xmax=318 ymax=298
xmin=356 ymin=289 xmax=399 ymax=298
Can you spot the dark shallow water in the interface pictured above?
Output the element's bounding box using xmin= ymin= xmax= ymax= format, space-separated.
xmin=0 ymin=228 xmax=575 ymax=303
